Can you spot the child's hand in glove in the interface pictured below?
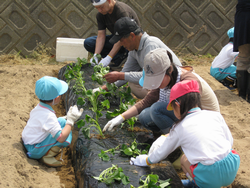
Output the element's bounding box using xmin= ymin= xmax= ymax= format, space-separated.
xmin=66 ymin=105 xmax=83 ymax=126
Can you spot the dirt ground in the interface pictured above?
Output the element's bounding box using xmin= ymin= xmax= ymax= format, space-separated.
xmin=0 ymin=53 xmax=250 ymax=188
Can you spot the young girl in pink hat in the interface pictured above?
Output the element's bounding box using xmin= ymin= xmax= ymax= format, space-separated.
xmin=130 ymin=80 xmax=240 ymax=188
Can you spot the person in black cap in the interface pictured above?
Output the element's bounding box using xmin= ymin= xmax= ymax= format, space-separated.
xmin=92 ymin=17 xmax=182 ymax=99
xmin=84 ymin=0 xmax=140 ymax=70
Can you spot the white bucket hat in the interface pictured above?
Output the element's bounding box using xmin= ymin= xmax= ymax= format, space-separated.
xmin=91 ymin=0 xmax=107 ymax=6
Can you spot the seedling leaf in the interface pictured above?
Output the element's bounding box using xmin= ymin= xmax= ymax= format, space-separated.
xmin=77 ymin=119 xmax=85 ymax=128
xmin=77 ymin=97 xmax=86 ymax=106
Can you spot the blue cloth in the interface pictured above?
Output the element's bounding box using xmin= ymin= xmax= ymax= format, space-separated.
xmin=182 ymin=180 xmax=199 ymax=188
xmin=24 ymin=117 xmax=72 ymax=159
xmin=84 ymin=35 xmax=128 ymax=65
xmin=227 ymin=28 xmax=234 ymax=38
xmin=35 ymin=76 xmax=68 ymax=100
xmin=138 ymin=101 xmax=177 ymax=132
xmin=193 ymin=151 xmax=240 ymax=188
xmin=210 ymin=65 xmax=237 ymax=81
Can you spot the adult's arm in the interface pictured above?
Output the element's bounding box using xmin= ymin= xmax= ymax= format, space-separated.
xmin=94 ymin=30 xmax=106 ymax=54
xmin=134 ymin=89 xmax=160 ymax=114
xmin=114 ymin=53 xmax=142 ymax=87
xmin=103 ymin=71 xmax=125 ymax=83
xmin=108 ymin=89 xmax=160 ymax=121
xmin=121 ymin=105 xmax=139 ymax=120
xmin=108 ymin=41 xmax=122 ymax=59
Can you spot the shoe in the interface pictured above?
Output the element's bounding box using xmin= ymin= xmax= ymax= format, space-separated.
xmin=41 ymin=146 xmax=63 ymax=167
xmin=109 ymin=57 xmax=127 ymax=71
xmin=220 ymin=76 xmax=237 ymax=91
xmin=224 ymin=84 xmax=237 ymax=91
xmin=41 ymin=156 xmax=63 ymax=167
xmin=181 ymin=179 xmax=199 ymax=188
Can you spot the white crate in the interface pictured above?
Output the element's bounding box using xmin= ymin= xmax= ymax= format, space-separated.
xmin=56 ymin=37 xmax=88 ymax=62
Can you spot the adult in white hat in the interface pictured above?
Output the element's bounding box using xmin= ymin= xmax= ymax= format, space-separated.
xmin=103 ymin=48 xmax=220 ymax=136
xmin=84 ymin=0 xmax=140 ymax=70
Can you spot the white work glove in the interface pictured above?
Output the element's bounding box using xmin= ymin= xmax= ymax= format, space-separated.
xmin=98 ymin=55 xmax=112 ymax=67
xmin=130 ymin=154 xmax=149 ymax=166
xmin=103 ymin=115 xmax=124 ymax=132
xmin=92 ymin=87 xmax=101 ymax=94
xmin=148 ymin=135 xmax=168 ymax=155
xmin=90 ymin=53 xmax=99 ymax=66
xmin=66 ymin=105 xmax=83 ymax=126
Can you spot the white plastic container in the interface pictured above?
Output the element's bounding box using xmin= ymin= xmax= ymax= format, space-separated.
xmin=56 ymin=37 xmax=88 ymax=62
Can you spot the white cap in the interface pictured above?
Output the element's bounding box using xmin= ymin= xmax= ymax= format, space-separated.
xmin=139 ymin=48 xmax=171 ymax=89
xmin=92 ymin=0 xmax=107 ymax=6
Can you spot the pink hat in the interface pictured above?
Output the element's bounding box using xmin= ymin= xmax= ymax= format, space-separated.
xmin=167 ymin=80 xmax=200 ymax=111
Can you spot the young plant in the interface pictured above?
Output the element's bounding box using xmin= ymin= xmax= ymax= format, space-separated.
xmin=138 ymin=173 xmax=171 ymax=188
xmin=120 ymin=139 xmax=150 ymax=158
xmin=64 ymin=57 xmax=89 ymax=93
xmin=91 ymin=64 xmax=137 ymax=131
xmin=91 ymin=64 xmax=110 ymax=85
xmin=106 ymin=86 xmax=137 ymax=130
xmin=90 ymin=53 xmax=102 ymax=66
xmin=98 ymin=145 xmax=120 ymax=161
xmin=93 ymin=164 xmax=130 ymax=186
xmin=98 ymin=140 xmax=149 ymax=162
xmin=77 ymin=89 xmax=110 ymax=139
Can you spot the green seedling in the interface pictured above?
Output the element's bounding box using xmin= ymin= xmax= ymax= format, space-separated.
xmin=77 ymin=89 xmax=110 ymax=139
xmin=120 ymin=139 xmax=150 ymax=158
xmin=90 ymin=64 xmax=137 ymax=131
xmin=98 ymin=145 xmax=120 ymax=161
xmin=138 ymin=173 xmax=171 ymax=188
xmin=64 ymin=57 xmax=89 ymax=93
xmin=98 ymin=150 xmax=111 ymax=162
xmin=91 ymin=64 xmax=110 ymax=85
xmin=98 ymin=140 xmax=149 ymax=161
xmin=90 ymin=53 xmax=102 ymax=65
xmin=93 ymin=164 xmax=130 ymax=185
xmin=106 ymin=86 xmax=137 ymax=130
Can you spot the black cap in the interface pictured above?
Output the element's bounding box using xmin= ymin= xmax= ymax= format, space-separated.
xmin=109 ymin=17 xmax=139 ymax=44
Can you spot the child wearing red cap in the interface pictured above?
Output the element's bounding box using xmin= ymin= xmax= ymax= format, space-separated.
xmin=130 ymin=80 xmax=240 ymax=188
xmin=22 ymin=76 xmax=83 ymax=167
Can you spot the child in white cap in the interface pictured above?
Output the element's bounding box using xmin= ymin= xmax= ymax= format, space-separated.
xmin=130 ymin=80 xmax=240 ymax=188
xmin=210 ymin=27 xmax=239 ymax=90
xmin=22 ymin=76 xmax=83 ymax=167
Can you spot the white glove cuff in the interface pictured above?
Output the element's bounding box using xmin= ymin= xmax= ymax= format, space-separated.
xmin=118 ymin=115 xmax=125 ymax=123
xmin=107 ymin=55 xmax=112 ymax=60
xmin=66 ymin=119 xmax=74 ymax=126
